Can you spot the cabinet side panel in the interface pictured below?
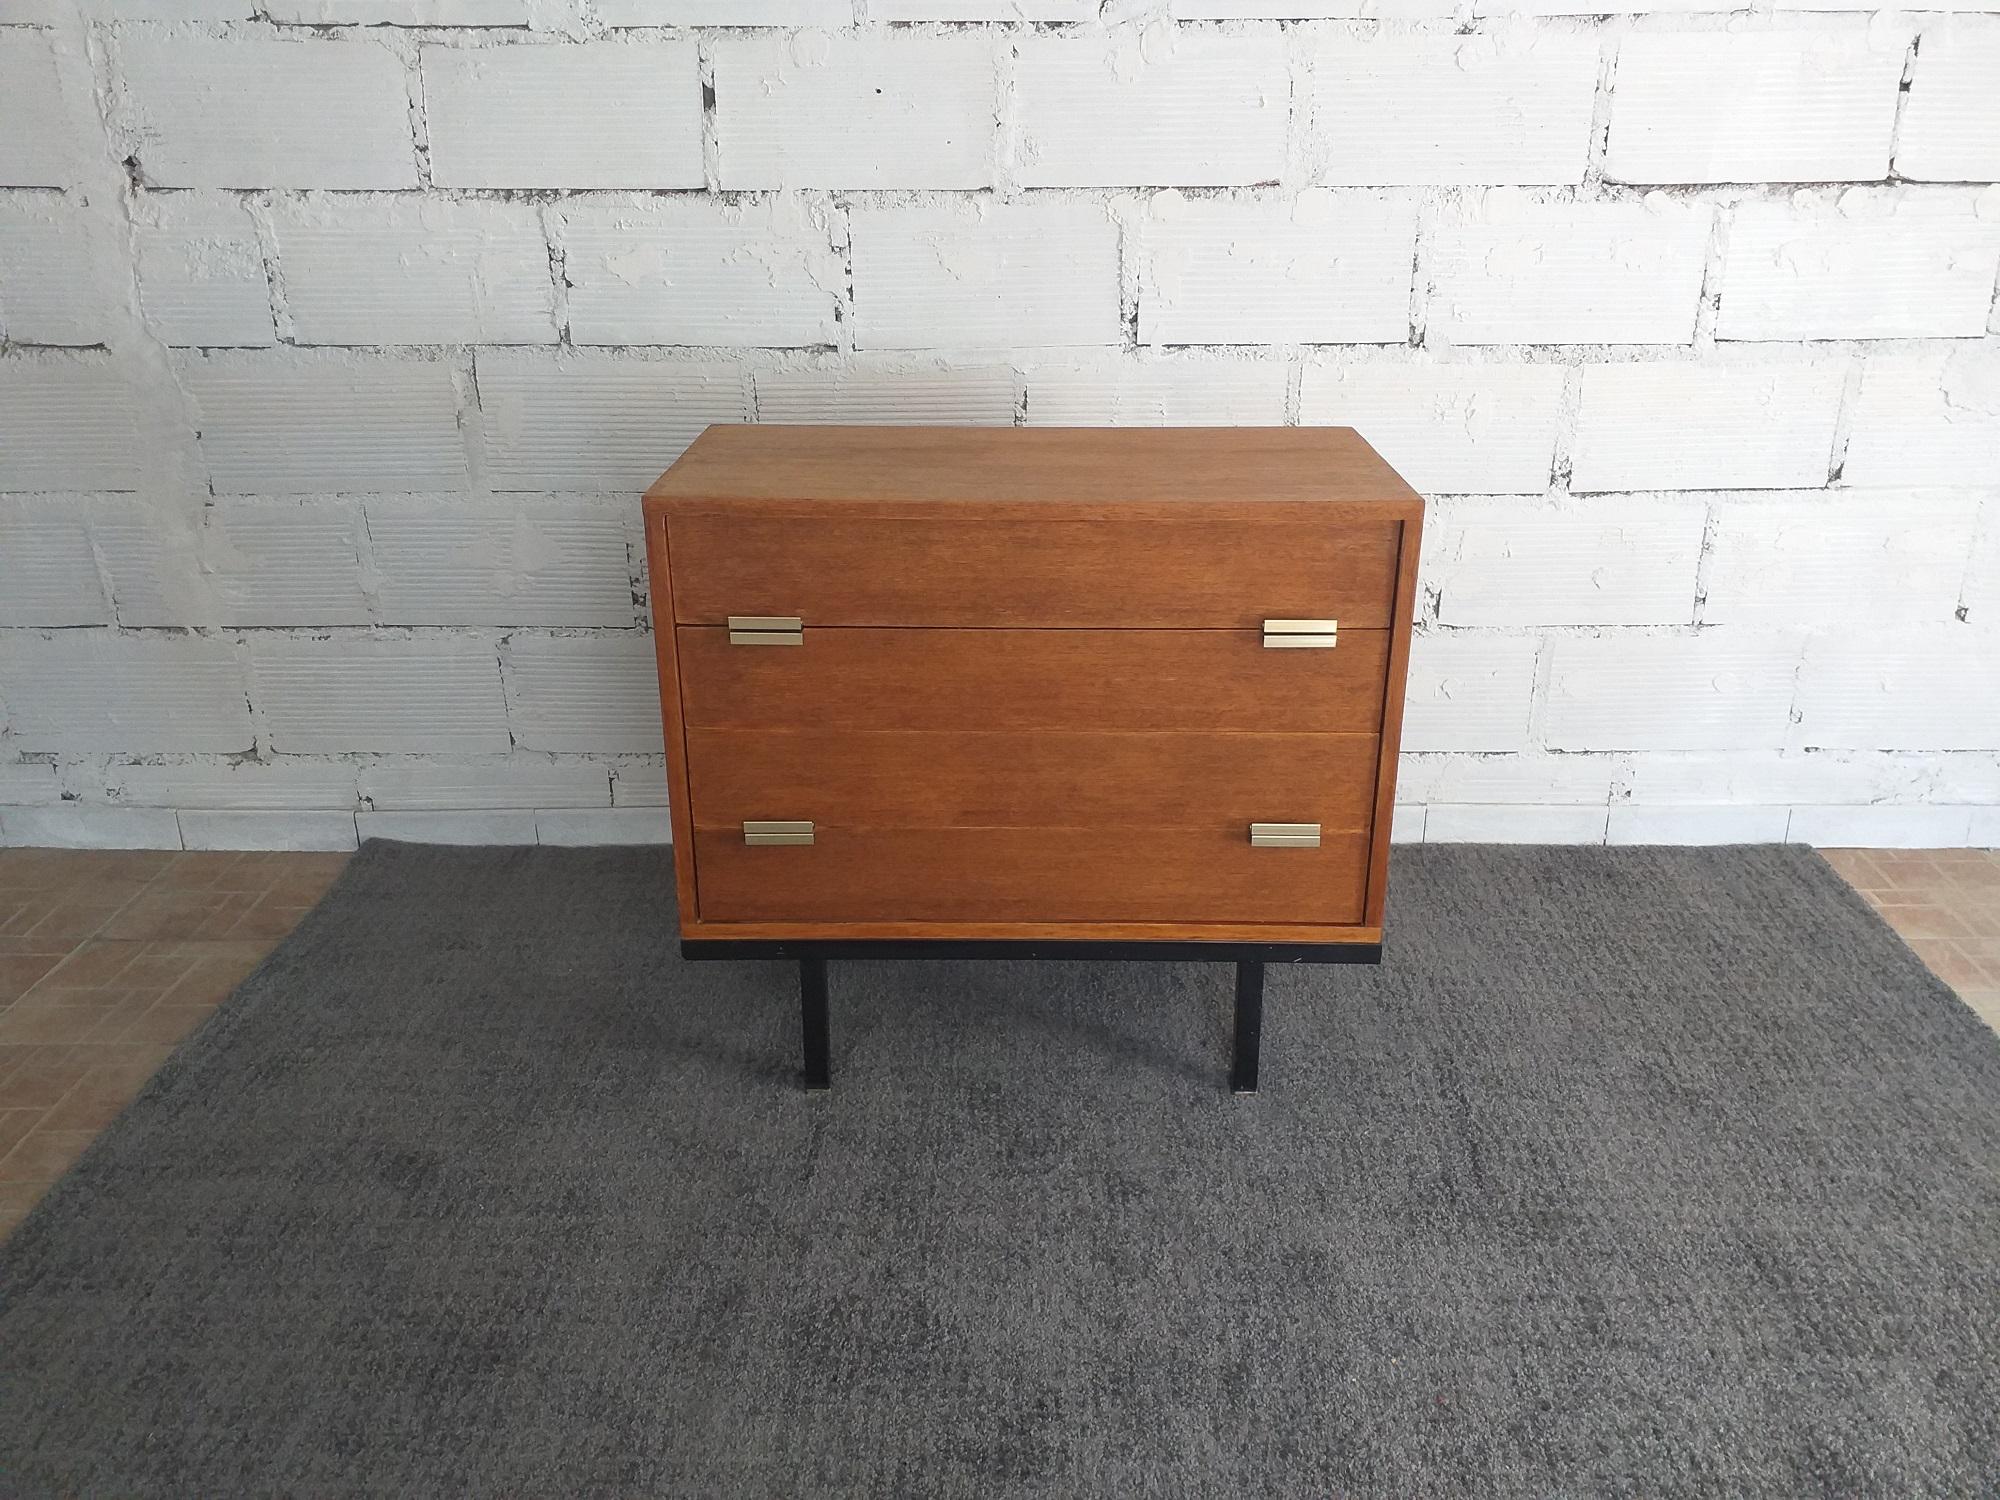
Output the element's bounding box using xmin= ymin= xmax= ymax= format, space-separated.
xmin=642 ymin=498 xmax=701 ymax=931
xmin=1365 ymin=513 xmax=1423 ymax=928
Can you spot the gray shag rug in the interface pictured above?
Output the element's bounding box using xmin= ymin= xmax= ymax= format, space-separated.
xmin=1 ymin=842 xmax=1996 ymax=1497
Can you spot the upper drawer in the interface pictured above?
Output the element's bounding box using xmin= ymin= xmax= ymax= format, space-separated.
xmin=663 ymin=501 xmax=1404 ymax=629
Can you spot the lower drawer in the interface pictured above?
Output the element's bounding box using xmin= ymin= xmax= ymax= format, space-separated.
xmin=693 ymin=826 xmax=1370 ymax=925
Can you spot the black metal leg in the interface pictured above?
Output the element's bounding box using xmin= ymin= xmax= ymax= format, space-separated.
xmin=1232 ymin=960 xmax=1263 ymax=1095
xmin=799 ymin=957 xmax=830 ymax=1091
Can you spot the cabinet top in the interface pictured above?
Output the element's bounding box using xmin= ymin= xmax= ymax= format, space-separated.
xmin=646 ymin=425 xmax=1423 ymax=512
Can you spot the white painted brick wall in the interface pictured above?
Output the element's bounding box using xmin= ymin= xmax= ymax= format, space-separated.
xmin=1430 ymin=496 xmax=1706 ymax=626
xmin=1137 ymin=190 xmax=1415 ymax=346
xmin=1569 ymin=361 xmax=1845 ymax=492
xmin=1895 ymin=27 xmax=2000 ymax=184
xmin=1299 ymin=362 xmax=1564 ymax=493
xmin=0 ymin=632 xmax=252 ymax=752
xmin=0 ymin=193 xmax=119 ymax=345
xmin=250 ymin=637 xmax=510 ymax=753
xmin=0 ymin=355 xmax=143 ymax=491
xmin=1427 ymin=195 xmax=1711 ymax=346
xmin=421 ymin=43 xmax=704 ymax=191
xmin=1014 ymin=30 xmax=1287 ymax=188
xmin=1701 ymin=493 xmax=1982 ymax=626
xmin=132 ymin=192 xmax=273 ymax=348
xmin=714 ymin=33 xmax=995 ymax=190
xmin=1604 ymin=29 xmax=1907 ymax=185
xmin=558 ymin=196 xmax=842 ymax=349
xmin=117 ymin=37 xmax=418 ymax=190
xmin=1717 ymin=191 xmax=2000 ymax=342
xmin=1841 ymin=351 xmax=2000 ymax=489
xmin=475 ymin=353 xmax=751 ymax=489
xmin=1303 ymin=32 xmax=1600 ymax=186
xmin=0 ymin=10 xmax=1995 ymax=848
xmin=179 ymin=352 xmax=469 ymax=493
xmin=272 ymin=196 xmax=558 ymax=347
xmin=849 ymin=198 xmax=1120 ymax=351
xmin=1543 ymin=632 xmax=1804 ymax=751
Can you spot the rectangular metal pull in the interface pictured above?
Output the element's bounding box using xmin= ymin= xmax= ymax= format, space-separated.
xmin=1262 ymin=618 xmax=1338 ymax=649
xmin=727 ymin=615 xmax=803 ymax=646
xmin=743 ymin=820 xmax=814 ymax=846
xmin=1249 ymin=822 xmax=1321 ymax=848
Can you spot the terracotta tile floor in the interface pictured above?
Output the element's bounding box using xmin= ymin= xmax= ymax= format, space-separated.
xmin=0 ymin=843 xmax=1993 ymax=1240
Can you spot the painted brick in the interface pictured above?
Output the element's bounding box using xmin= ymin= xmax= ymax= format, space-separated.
xmin=475 ymin=353 xmax=751 ymax=490
xmin=250 ymin=637 xmax=509 ymax=753
xmin=1389 ymin=805 xmax=1426 ymax=843
xmin=714 ymin=33 xmax=995 ymax=190
xmin=365 ymin=498 xmax=636 ymax=626
xmin=1015 ymin=31 xmax=1287 ymax=189
xmin=107 ymin=759 xmax=360 ymax=809
xmin=1969 ymin=502 xmax=2000 ymax=626
xmin=1896 ymin=29 xmax=2000 ymax=183
xmin=1424 ymin=804 xmax=1609 ymax=843
xmin=1 ymin=806 xmax=184 ymax=850
xmin=0 ymin=355 xmax=142 ymax=492
xmin=1480 ymin=0 xmax=1734 ymax=15
xmin=599 ymin=0 xmax=852 ymax=20
xmin=205 ymin=499 xmax=371 ymax=627
xmin=80 ymin=0 xmax=256 ymax=14
xmin=535 ymin=807 xmax=672 ymax=845
xmin=86 ymin=500 xmax=211 ymax=627
xmin=0 ymin=762 xmax=62 ymax=807
xmin=1604 ymin=30 xmax=1906 ymax=185
xmin=1428 ymin=196 xmax=1710 ymax=347
xmin=273 ymin=196 xmax=558 ymax=347
xmin=1430 ymin=497 xmax=1705 ymax=626
xmin=1400 ymin=633 xmax=1538 ymax=752
xmin=0 ymin=497 xmax=109 ymax=625
xmin=1569 ymin=362 xmax=1845 ymax=493
xmin=559 ymin=195 xmax=841 ymax=349
xmin=850 ymin=199 xmax=1119 ymax=351
xmin=117 ymin=37 xmax=417 ymax=189
xmin=1304 ymin=32 xmax=1599 ymax=186
xmin=0 ymin=632 xmax=251 ymax=752
xmin=1189 ymin=0 xmax=1456 ymax=13
xmin=1788 ymin=803 xmax=1975 ymax=848
xmin=612 ymin=762 xmax=669 ymax=807
xmin=1972 ymin=806 xmax=2000 ymax=847
xmin=875 ymin=0 xmax=1085 ymax=16
xmin=359 ymin=759 xmax=609 ymax=811
xmin=179 ymin=353 xmax=468 ymax=494
xmin=753 ymin=361 xmax=1020 ymax=426
xmin=1702 ymin=493 xmax=1981 ymax=626
xmin=0 ymin=31 xmax=78 ymax=187
xmin=1138 ymin=190 xmax=1415 ymax=347
xmin=0 ymin=194 xmax=120 ymax=346
xmin=1394 ymin=750 xmax=1622 ymax=806
xmin=356 ymin=810 xmax=537 ymax=844
xmin=1606 ymin=805 xmax=1793 ymax=845
xmin=1543 ymin=632 xmax=1804 ymax=752
xmin=1717 ymin=193 xmax=2000 ymax=342
xmin=265 ymin=0 xmax=531 ymax=21
xmin=1794 ymin=628 xmax=2000 ymax=750
xmin=133 ymin=192 xmax=273 ymax=348
xmin=1298 ymin=362 xmax=1564 ymax=494
xmin=422 ymin=43 xmax=703 ymax=191
xmin=1625 ymin=750 xmax=1935 ymax=807
xmin=1022 ymin=355 xmax=1288 ymax=425
xmin=502 ymin=633 xmax=662 ymax=753
xmin=179 ymin=809 xmax=360 ymax=851
xmin=1841 ymin=351 xmax=2000 ymax=489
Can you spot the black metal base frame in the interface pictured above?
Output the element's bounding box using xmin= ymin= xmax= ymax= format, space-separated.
xmin=681 ymin=939 xmax=1383 ymax=1094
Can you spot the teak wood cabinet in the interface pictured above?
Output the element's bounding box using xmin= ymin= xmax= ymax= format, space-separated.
xmin=643 ymin=425 xmax=1424 ymax=1092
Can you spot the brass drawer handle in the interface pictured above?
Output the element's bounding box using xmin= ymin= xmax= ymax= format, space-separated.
xmin=744 ymin=820 xmax=814 ymax=846
xmin=1249 ymin=822 xmax=1320 ymax=848
xmin=728 ymin=615 xmax=803 ymax=646
xmin=1262 ymin=618 xmax=1338 ymax=649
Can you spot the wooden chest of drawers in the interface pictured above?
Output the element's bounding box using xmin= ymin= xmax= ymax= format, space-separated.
xmin=642 ymin=425 xmax=1423 ymax=1090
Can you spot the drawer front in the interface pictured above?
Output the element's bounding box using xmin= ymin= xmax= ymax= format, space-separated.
xmin=666 ymin=505 xmax=1402 ymax=629
xmin=694 ymin=827 xmax=1370 ymax=925
xmin=676 ymin=627 xmax=1390 ymax=734
xmin=688 ymin=729 xmax=1378 ymax=830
